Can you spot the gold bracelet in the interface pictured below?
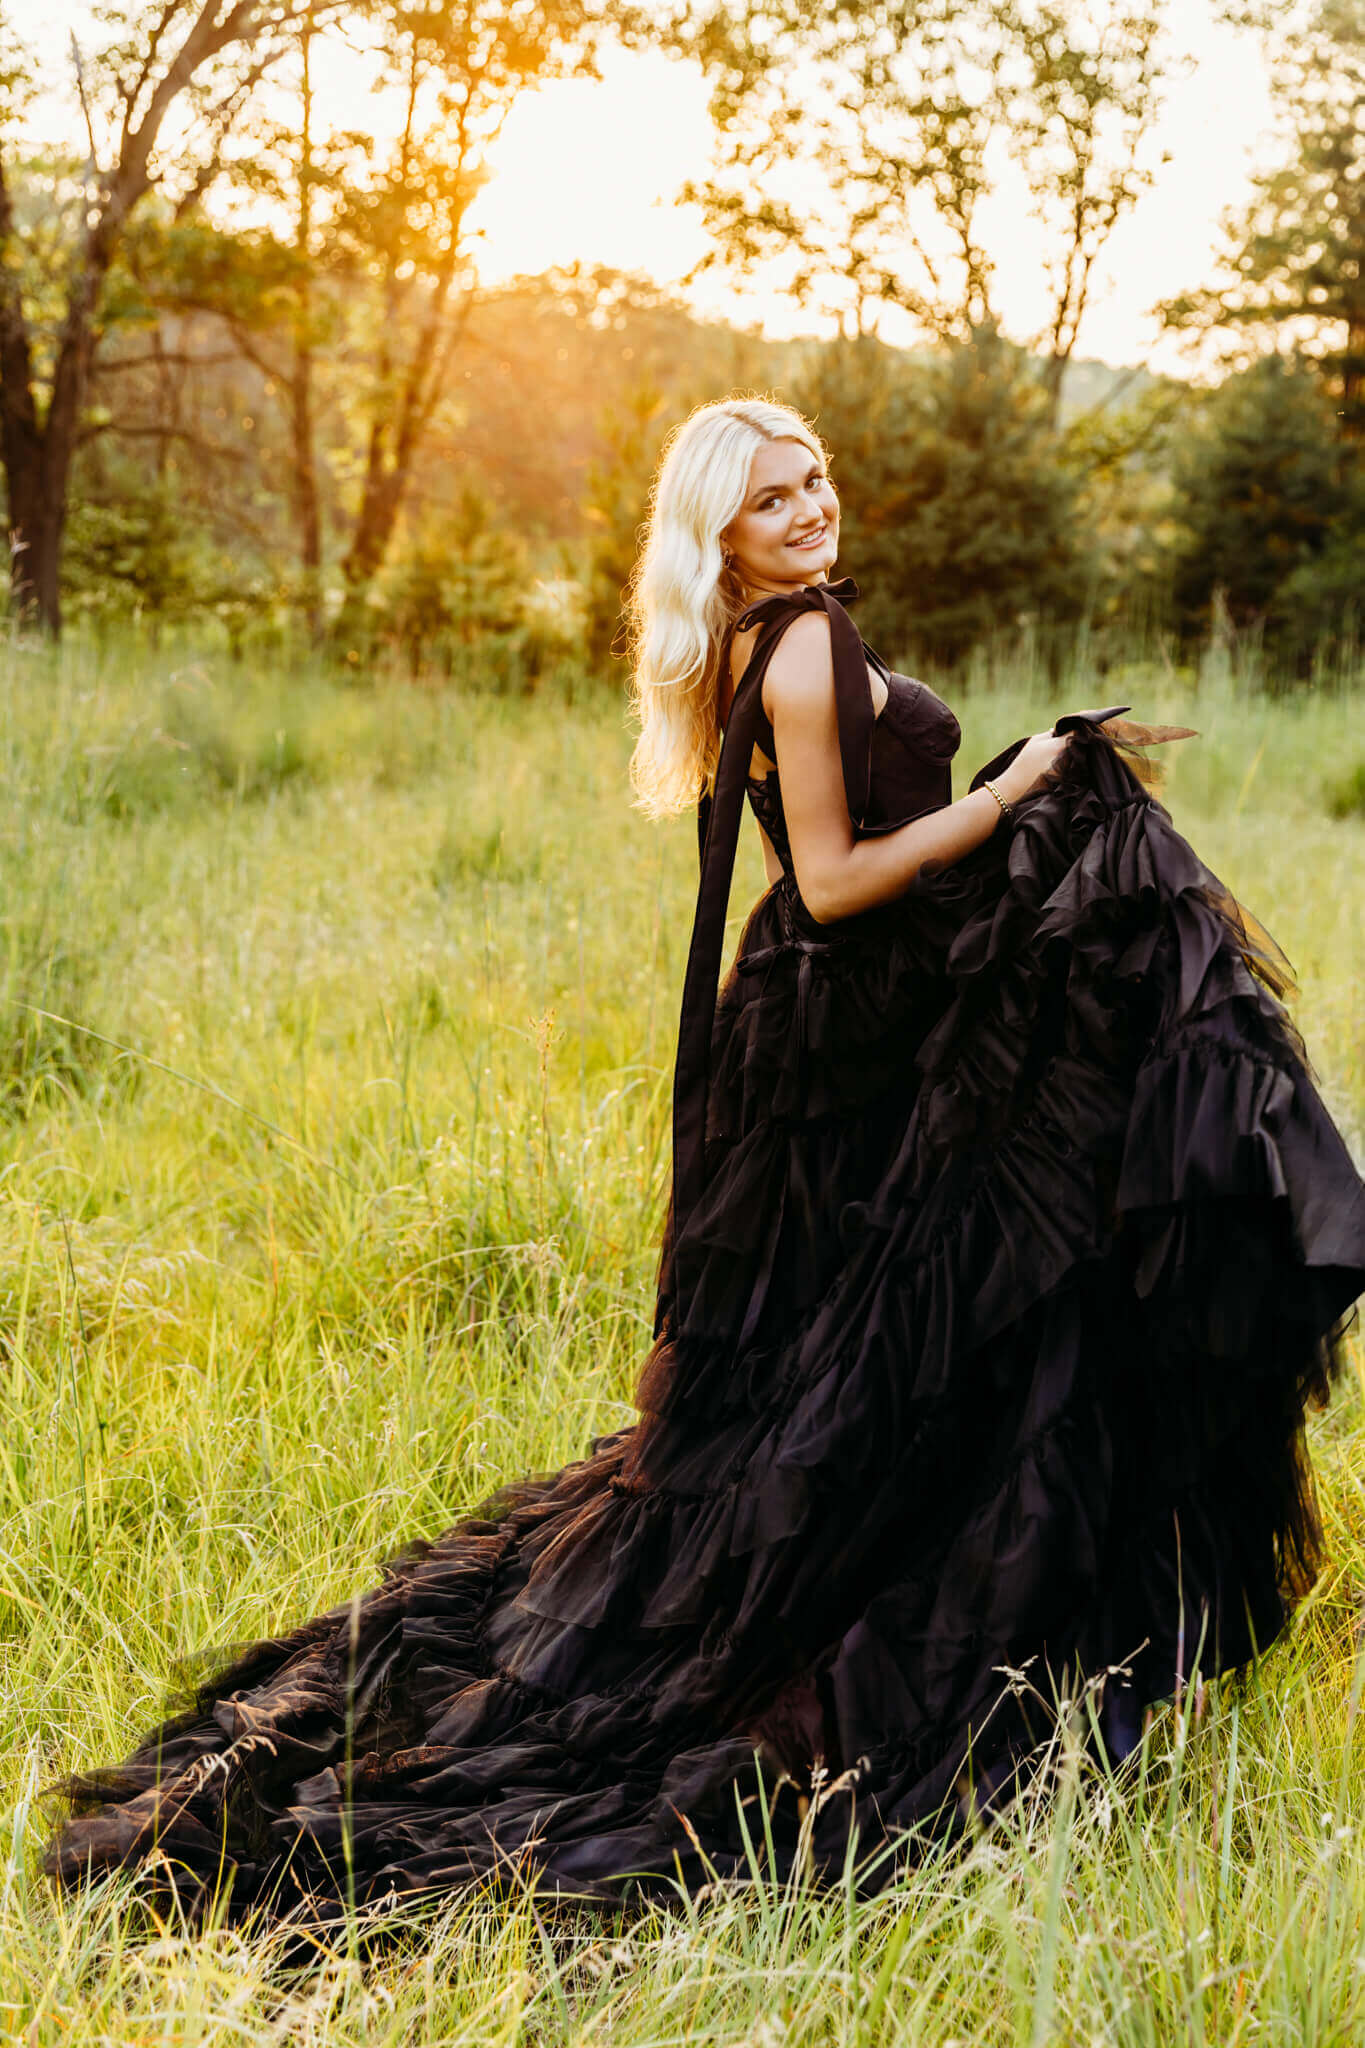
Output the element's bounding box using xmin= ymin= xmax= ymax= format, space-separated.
xmin=981 ymin=778 xmax=1016 ymax=821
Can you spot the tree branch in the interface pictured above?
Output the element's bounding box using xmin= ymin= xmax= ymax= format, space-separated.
xmin=219 ymin=312 xmax=286 ymax=386
xmin=69 ymin=32 xmax=103 ymax=172
xmin=119 ymin=0 xmax=198 ymax=155
xmin=94 ymin=348 xmax=245 ymax=373
xmin=79 ymin=419 xmax=251 ymax=462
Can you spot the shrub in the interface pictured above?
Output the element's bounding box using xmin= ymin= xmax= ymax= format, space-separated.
xmin=1325 ymin=761 xmax=1365 ymax=820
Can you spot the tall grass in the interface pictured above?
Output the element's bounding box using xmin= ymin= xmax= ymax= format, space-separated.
xmin=0 ymin=626 xmax=1363 ymax=2044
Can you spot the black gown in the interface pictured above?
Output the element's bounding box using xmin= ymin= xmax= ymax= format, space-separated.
xmin=45 ymin=578 xmax=1365 ymax=1926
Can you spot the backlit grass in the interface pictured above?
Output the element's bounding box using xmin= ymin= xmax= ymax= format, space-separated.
xmin=0 ymin=625 xmax=1363 ymax=2044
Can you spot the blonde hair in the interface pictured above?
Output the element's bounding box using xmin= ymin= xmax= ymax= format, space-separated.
xmin=626 ymin=396 xmax=828 ymax=818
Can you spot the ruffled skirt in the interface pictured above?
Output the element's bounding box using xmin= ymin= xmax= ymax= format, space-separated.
xmin=44 ymin=729 xmax=1365 ymax=1926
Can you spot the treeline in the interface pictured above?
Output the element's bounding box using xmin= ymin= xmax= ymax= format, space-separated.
xmin=59 ymin=286 xmax=1365 ymax=687
xmin=2 ymin=0 xmax=1362 ymax=682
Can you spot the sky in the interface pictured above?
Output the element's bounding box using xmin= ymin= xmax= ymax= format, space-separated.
xmin=12 ymin=0 xmax=1283 ymax=373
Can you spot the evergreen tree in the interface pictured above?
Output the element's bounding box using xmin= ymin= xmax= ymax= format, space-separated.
xmin=796 ymin=330 xmax=1094 ymax=665
xmin=1167 ymin=354 xmax=1351 ymax=652
xmin=384 ymin=485 xmax=529 ymax=676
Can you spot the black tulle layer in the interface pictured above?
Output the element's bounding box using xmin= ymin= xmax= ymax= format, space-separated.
xmin=44 ymin=728 xmax=1365 ymax=1928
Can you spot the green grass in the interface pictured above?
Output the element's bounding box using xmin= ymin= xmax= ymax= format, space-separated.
xmin=0 ymin=627 xmax=1363 ymax=2044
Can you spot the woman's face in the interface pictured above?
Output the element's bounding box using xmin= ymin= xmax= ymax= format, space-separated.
xmin=721 ymin=437 xmax=839 ymax=593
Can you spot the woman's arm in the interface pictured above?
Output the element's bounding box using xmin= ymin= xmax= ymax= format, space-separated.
xmin=764 ymin=611 xmax=1069 ymax=925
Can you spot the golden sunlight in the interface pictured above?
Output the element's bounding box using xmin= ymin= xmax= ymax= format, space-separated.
xmin=26 ymin=0 xmax=1277 ymax=366
xmin=467 ymin=49 xmax=713 ymax=289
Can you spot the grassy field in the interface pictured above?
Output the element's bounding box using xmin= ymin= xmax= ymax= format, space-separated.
xmin=1 ymin=626 xmax=1364 ymax=2045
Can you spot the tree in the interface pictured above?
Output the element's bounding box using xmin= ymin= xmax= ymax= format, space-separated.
xmin=107 ymin=21 xmax=365 ymax=636
xmin=287 ymin=3 xmax=323 ymax=630
xmin=578 ymin=296 xmax=777 ymax=668
xmin=998 ymin=0 xmax=1170 ymax=422
xmin=1059 ymin=372 xmax=1188 ymax=639
xmin=1 ymin=0 xmax=618 ymax=637
xmin=329 ymin=0 xmax=606 ymax=641
xmin=384 ymin=484 xmax=529 ymax=674
xmin=0 ymin=0 xmax=328 ymax=634
xmin=1161 ymin=0 xmax=1365 ymax=438
xmin=101 ymin=208 xmax=330 ymax=574
xmin=795 ymin=327 xmax=1095 ymax=662
xmin=583 ymin=379 xmax=671 ymax=664
xmin=680 ymin=0 xmax=1169 ymax=419
xmin=1166 ymin=353 xmax=1351 ymax=648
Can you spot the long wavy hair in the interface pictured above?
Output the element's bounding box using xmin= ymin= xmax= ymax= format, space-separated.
xmin=626 ymin=396 xmax=829 ymax=818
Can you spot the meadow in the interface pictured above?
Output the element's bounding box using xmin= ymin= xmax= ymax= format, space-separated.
xmin=1 ymin=624 xmax=1364 ymax=2045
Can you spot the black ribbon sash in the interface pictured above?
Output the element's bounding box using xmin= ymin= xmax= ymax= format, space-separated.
xmin=668 ymin=576 xmax=873 ymax=1295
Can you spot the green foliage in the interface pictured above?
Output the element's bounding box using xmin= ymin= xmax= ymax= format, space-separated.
xmin=382 ymin=488 xmax=530 ymax=676
xmin=1161 ymin=0 xmax=1365 ymax=436
xmin=1167 ymin=355 xmax=1358 ymax=665
xmin=1324 ymin=760 xmax=1365 ymax=819
xmin=1272 ymin=506 xmax=1365 ymax=665
xmin=7 ymin=0 xmax=1365 ymax=677
xmin=582 ymin=380 xmax=670 ymax=667
xmin=1060 ymin=377 xmax=1187 ymax=631
xmin=685 ymin=0 xmax=1167 ymax=397
xmin=117 ymin=211 xmax=310 ymax=335
xmin=63 ymin=482 xmax=234 ymax=632
xmin=0 ymin=920 xmax=125 ymax=1123
xmin=797 ymin=330 xmax=1095 ymax=665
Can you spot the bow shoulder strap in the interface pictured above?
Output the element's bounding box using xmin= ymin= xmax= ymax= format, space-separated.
xmin=668 ymin=576 xmax=873 ymax=1291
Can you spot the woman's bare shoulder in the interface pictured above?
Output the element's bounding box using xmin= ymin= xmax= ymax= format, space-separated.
xmin=761 ymin=610 xmax=836 ymax=722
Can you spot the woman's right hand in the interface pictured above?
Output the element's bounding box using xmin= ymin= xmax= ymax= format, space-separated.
xmin=995 ymin=729 xmax=1071 ymax=805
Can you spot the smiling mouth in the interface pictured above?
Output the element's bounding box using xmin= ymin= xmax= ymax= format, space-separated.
xmin=788 ymin=527 xmax=828 ymax=549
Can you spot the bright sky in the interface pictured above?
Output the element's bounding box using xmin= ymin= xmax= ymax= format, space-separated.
xmin=14 ymin=0 xmax=1280 ymax=372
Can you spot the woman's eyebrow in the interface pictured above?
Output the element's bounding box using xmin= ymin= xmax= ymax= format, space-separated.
xmin=748 ymin=470 xmax=821 ymax=504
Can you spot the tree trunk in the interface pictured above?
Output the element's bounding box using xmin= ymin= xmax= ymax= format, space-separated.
xmin=292 ymin=342 xmax=323 ymax=628
xmin=4 ymin=382 xmax=86 ymax=635
xmin=10 ymin=280 xmax=102 ymax=633
xmin=3 ymin=151 xmax=148 ymax=630
xmin=1 ymin=4 xmax=289 ymax=635
xmin=5 ymin=458 xmax=64 ymax=633
xmin=291 ymin=8 xmax=323 ymax=637
xmin=334 ymin=452 xmax=404 ymax=646
xmin=1342 ymin=315 xmax=1365 ymax=443
xmin=334 ymin=234 xmax=471 ymax=641
xmin=0 ymin=154 xmax=52 ymax=628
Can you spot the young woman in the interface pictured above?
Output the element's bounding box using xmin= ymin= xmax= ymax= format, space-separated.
xmin=46 ymin=396 xmax=1365 ymax=1927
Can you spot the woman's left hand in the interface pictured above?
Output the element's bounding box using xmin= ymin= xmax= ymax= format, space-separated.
xmin=995 ymin=730 xmax=1072 ymax=806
